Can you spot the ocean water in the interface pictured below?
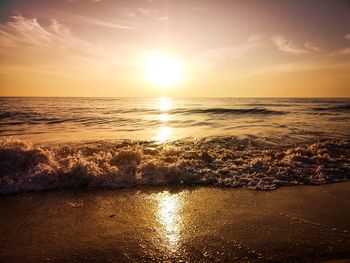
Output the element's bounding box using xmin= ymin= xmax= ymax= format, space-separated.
xmin=1 ymin=97 xmax=350 ymax=143
xmin=0 ymin=97 xmax=349 ymax=194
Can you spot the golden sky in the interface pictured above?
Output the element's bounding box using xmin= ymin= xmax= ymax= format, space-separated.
xmin=0 ymin=0 xmax=350 ymax=97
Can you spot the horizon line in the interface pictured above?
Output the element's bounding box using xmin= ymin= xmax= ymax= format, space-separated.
xmin=1 ymin=96 xmax=350 ymax=99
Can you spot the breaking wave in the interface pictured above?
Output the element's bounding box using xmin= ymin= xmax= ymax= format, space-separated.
xmin=0 ymin=137 xmax=349 ymax=194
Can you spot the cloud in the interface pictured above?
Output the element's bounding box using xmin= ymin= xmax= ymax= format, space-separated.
xmin=248 ymin=61 xmax=350 ymax=78
xmin=59 ymin=12 xmax=139 ymax=30
xmin=328 ymin=34 xmax=350 ymax=55
xmin=65 ymin=0 xmax=103 ymax=2
xmin=208 ymin=35 xmax=263 ymax=56
xmin=304 ymin=42 xmax=321 ymax=51
xmin=80 ymin=17 xmax=138 ymax=29
xmin=193 ymin=35 xmax=264 ymax=71
xmin=0 ymin=15 xmax=104 ymax=64
xmin=137 ymin=8 xmax=151 ymax=15
xmin=331 ymin=47 xmax=350 ymax=56
xmin=190 ymin=7 xmax=208 ymax=11
xmin=0 ymin=15 xmax=146 ymax=78
xmin=157 ymin=16 xmax=168 ymax=21
xmin=0 ymin=16 xmax=82 ymax=48
xmin=125 ymin=12 xmax=137 ymax=19
xmin=272 ymin=36 xmax=309 ymax=54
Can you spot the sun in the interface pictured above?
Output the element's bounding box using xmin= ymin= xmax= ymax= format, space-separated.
xmin=145 ymin=52 xmax=182 ymax=87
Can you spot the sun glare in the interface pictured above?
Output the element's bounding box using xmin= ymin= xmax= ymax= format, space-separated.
xmin=145 ymin=52 xmax=182 ymax=87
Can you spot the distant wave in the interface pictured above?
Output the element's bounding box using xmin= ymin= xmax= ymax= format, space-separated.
xmin=175 ymin=108 xmax=286 ymax=115
xmin=245 ymin=103 xmax=288 ymax=107
xmin=0 ymin=107 xmax=286 ymax=131
xmin=0 ymin=137 xmax=349 ymax=194
xmin=312 ymin=104 xmax=350 ymax=111
xmin=0 ymin=111 xmax=41 ymax=119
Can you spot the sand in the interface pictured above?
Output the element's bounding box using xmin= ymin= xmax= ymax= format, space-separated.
xmin=0 ymin=182 xmax=349 ymax=262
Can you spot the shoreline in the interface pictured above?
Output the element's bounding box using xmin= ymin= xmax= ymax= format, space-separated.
xmin=0 ymin=179 xmax=349 ymax=196
xmin=1 ymin=182 xmax=349 ymax=262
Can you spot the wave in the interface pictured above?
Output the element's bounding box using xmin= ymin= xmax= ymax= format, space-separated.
xmin=0 ymin=107 xmax=285 ymax=120
xmin=0 ymin=111 xmax=42 ymax=119
xmin=0 ymin=137 xmax=349 ymax=194
xmin=175 ymin=108 xmax=286 ymax=115
xmin=312 ymin=104 xmax=350 ymax=111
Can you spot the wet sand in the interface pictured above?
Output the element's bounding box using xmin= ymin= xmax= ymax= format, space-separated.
xmin=0 ymin=183 xmax=349 ymax=262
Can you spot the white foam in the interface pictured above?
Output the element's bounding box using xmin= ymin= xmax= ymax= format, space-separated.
xmin=0 ymin=137 xmax=349 ymax=194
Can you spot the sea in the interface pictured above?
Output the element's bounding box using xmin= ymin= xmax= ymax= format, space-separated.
xmin=0 ymin=97 xmax=349 ymax=194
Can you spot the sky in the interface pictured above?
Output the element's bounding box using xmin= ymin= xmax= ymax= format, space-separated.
xmin=0 ymin=0 xmax=349 ymax=97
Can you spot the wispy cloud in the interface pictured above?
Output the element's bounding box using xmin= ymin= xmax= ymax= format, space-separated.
xmin=117 ymin=6 xmax=158 ymax=20
xmin=272 ymin=36 xmax=309 ymax=54
xmin=331 ymin=47 xmax=350 ymax=56
xmin=0 ymin=16 xmax=94 ymax=52
xmin=190 ymin=7 xmax=208 ymax=12
xmin=304 ymin=42 xmax=321 ymax=51
xmin=193 ymin=35 xmax=264 ymax=71
xmin=0 ymin=15 xmax=107 ymax=71
xmin=330 ymin=34 xmax=350 ymax=55
xmin=0 ymin=15 xmax=146 ymax=78
xmin=137 ymin=8 xmax=151 ymax=15
xmin=125 ymin=12 xmax=137 ymax=19
xmin=79 ymin=17 xmax=138 ymax=30
xmin=248 ymin=60 xmax=350 ymax=78
xmin=58 ymin=12 xmax=139 ymax=30
xmin=65 ymin=0 xmax=104 ymax=2
xmin=205 ymin=35 xmax=264 ymax=58
xmin=157 ymin=16 xmax=168 ymax=21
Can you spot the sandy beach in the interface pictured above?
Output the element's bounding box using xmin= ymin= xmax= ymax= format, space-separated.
xmin=1 ymin=182 xmax=349 ymax=262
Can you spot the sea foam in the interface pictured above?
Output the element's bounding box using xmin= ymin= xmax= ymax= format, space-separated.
xmin=0 ymin=137 xmax=349 ymax=194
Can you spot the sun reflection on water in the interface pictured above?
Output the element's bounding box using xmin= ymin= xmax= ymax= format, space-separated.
xmin=159 ymin=97 xmax=172 ymax=112
xmin=158 ymin=113 xmax=169 ymax=122
xmin=154 ymin=97 xmax=172 ymax=142
xmin=154 ymin=126 xmax=171 ymax=142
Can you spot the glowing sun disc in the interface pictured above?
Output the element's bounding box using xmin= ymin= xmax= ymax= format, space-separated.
xmin=145 ymin=52 xmax=182 ymax=87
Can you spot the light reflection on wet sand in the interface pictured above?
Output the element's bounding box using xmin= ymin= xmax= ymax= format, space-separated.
xmin=153 ymin=192 xmax=183 ymax=252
